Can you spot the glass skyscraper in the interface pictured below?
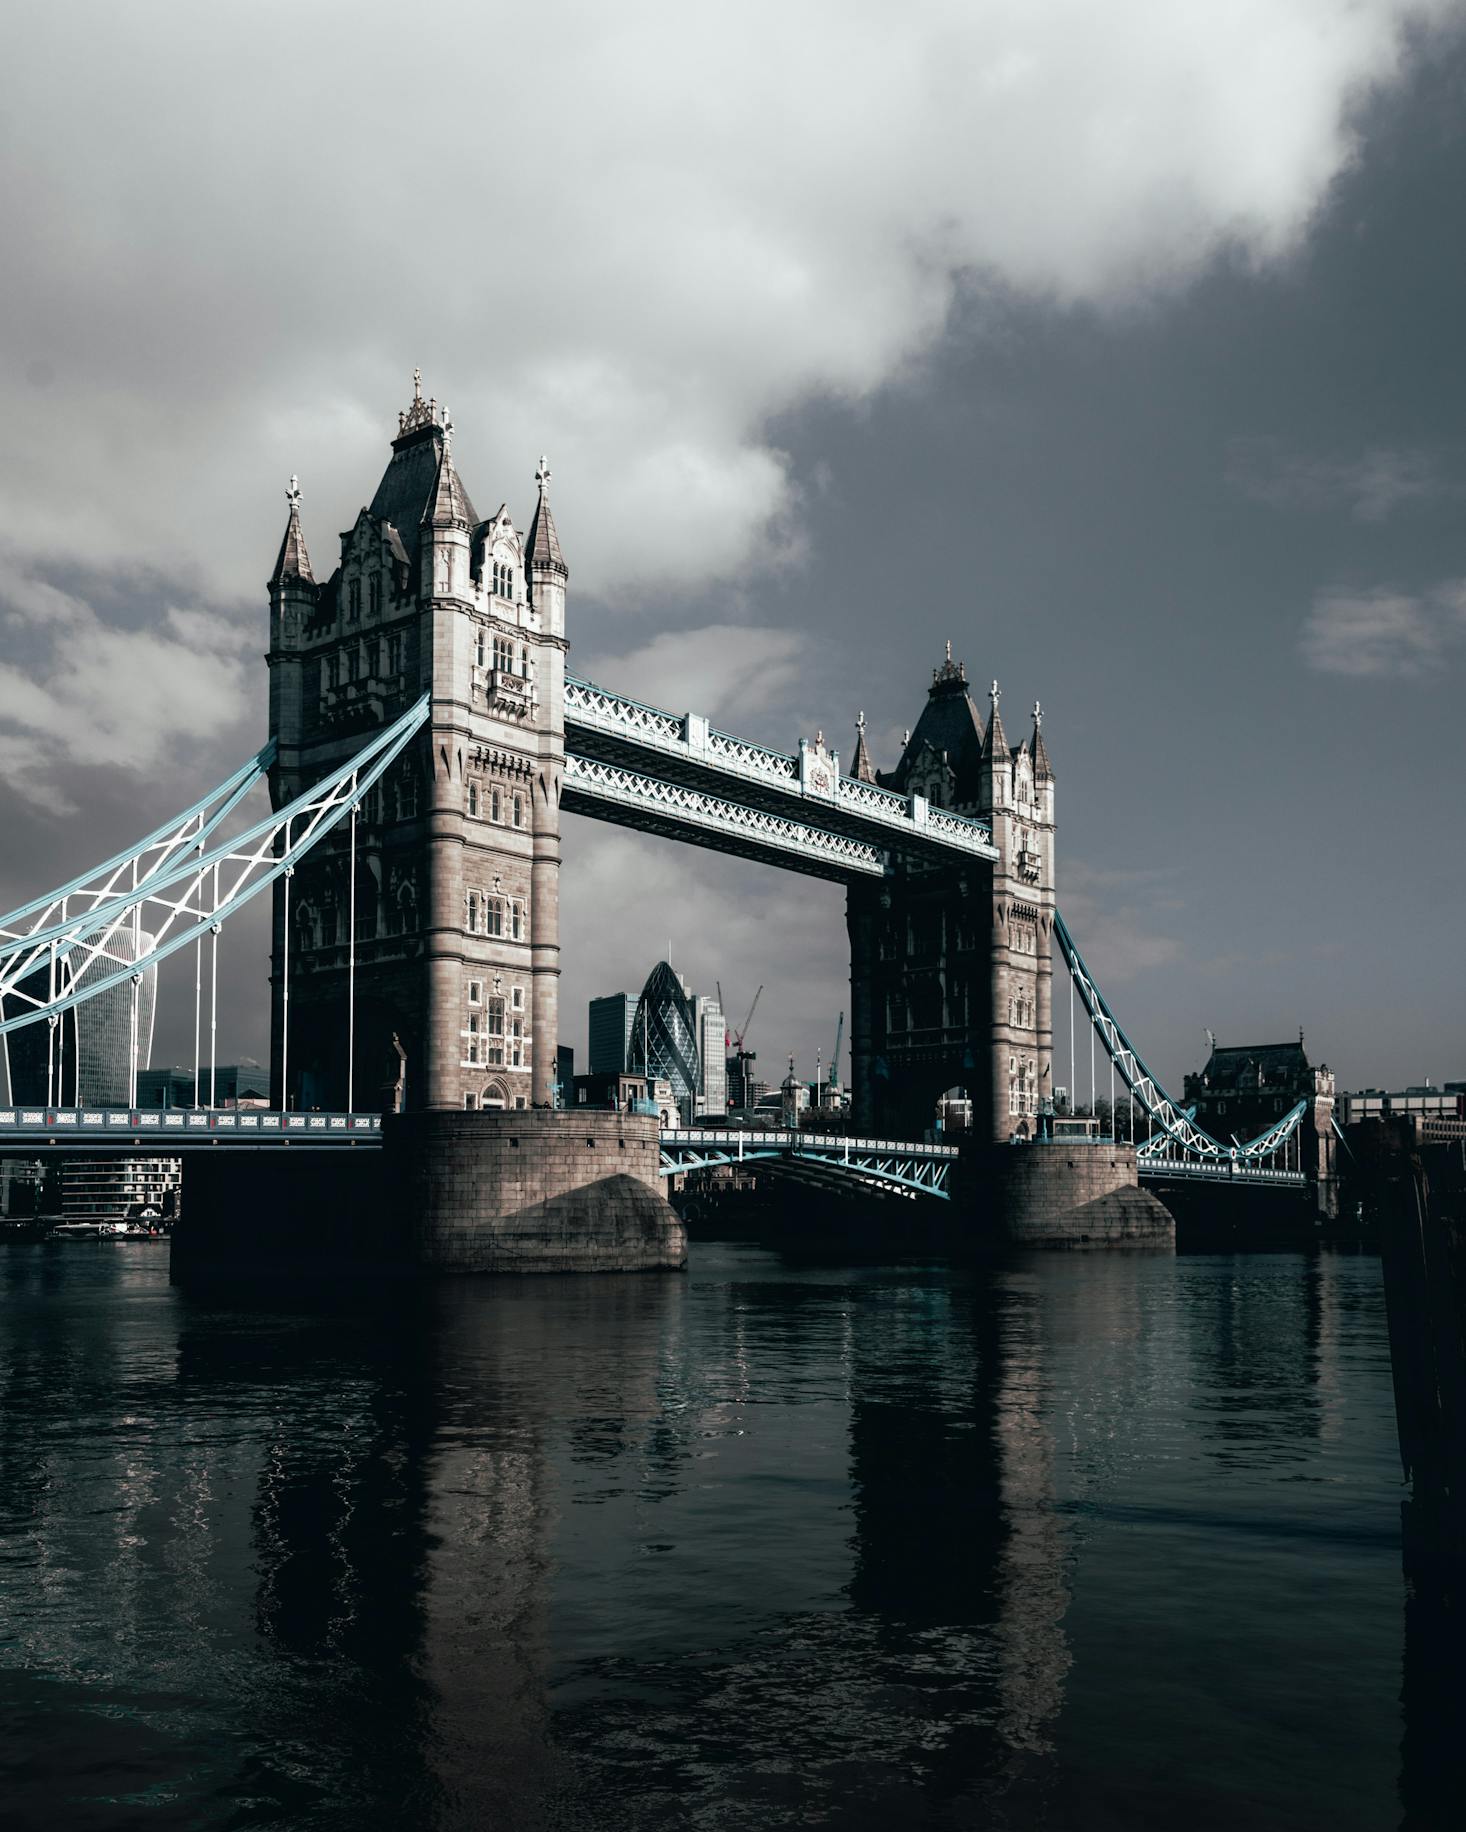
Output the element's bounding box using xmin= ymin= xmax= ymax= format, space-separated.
xmin=626 ymin=963 xmax=725 ymax=1119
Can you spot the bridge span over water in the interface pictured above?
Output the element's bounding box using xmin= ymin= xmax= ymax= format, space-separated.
xmin=0 ymin=377 xmax=1331 ymax=1258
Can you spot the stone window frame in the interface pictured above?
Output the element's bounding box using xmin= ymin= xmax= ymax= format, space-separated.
xmin=512 ymin=793 xmax=524 ymax=829
xmin=467 ymin=781 xmax=480 ymax=818
xmin=347 ymin=578 xmax=361 ymax=622
xmin=485 ymin=997 xmax=506 ymax=1066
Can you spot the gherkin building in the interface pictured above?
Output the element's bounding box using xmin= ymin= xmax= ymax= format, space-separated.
xmin=628 ymin=960 xmax=701 ymax=1108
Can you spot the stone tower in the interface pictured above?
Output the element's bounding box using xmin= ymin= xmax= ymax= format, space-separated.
xmin=846 ymin=649 xmax=1056 ymax=1143
xmin=265 ymin=374 xmax=566 ymax=1112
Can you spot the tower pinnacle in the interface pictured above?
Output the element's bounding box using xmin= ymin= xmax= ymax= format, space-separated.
xmin=269 ymin=473 xmax=314 ymax=587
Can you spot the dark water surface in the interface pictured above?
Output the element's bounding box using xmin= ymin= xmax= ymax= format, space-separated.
xmin=0 ymin=1242 xmax=1436 ymax=1829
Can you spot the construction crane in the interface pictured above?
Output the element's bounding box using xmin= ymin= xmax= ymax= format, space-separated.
xmin=828 ymin=1011 xmax=845 ymax=1090
xmin=732 ymin=985 xmax=763 ymax=1052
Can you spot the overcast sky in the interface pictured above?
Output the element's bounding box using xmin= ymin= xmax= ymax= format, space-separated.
xmin=2 ymin=1 xmax=1464 ymax=1097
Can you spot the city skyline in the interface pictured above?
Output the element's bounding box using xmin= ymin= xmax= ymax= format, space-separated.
xmin=1 ymin=6 xmax=1464 ymax=1096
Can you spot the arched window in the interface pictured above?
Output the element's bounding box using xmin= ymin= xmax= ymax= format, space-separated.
xmin=512 ymin=793 xmax=523 ymax=829
xmin=475 ymin=629 xmax=486 ymax=669
xmin=397 ymin=881 xmax=416 ymax=934
xmin=295 ymin=904 xmax=318 ymax=952
xmin=466 ymin=891 xmax=480 ymax=933
xmin=482 ymin=1081 xmax=508 ymax=1110
xmin=467 ymin=781 xmax=479 ymax=818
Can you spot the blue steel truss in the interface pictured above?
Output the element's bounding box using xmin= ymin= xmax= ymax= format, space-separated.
xmin=0 ymin=696 xmax=430 ymax=1037
xmin=659 ymin=1129 xmax=957 ymax=1199
xmin=1053 ymin=909 xmax=1308 ymax=1173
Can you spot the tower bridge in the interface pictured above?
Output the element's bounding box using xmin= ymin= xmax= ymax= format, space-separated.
xmin=0 ymin=376 xmax=1331 ymax=1270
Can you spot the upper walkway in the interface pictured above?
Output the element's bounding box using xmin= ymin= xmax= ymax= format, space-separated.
xmin=563 ymin=675 xmax=998 ymax=879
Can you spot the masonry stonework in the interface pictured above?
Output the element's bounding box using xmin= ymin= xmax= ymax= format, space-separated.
xmin=848 ymin=657 xmax=1056 ymax=1145
xmin=390 ymin=1110 xmax=686 ymax=1272
xmin=266 ymin=375 xmax=566 ymax=1115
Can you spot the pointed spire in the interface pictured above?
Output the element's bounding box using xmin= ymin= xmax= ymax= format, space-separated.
xmin=527 ymin=454 xmax=568 ymax=578
xmin=269 ymin=474 xmax=314 ymax=587
xmin=424 ymin=411 xmax=471 ymax=529
xmin=1030 ymin=698 xmax=1054 ymax=779
xmin=980 ymin=677 xmax=1006 ymax=756
xmin=850 ymin=709 xmax=876 ymax=783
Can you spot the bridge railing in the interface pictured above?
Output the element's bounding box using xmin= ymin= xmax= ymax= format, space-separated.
xmin=662 ymin=1129 xmax=960 ymax=1158
xmin=0 ymin=1107 xmax=383 ymax=1145
xmin=565 ymin=675 xmax=995 ymax=857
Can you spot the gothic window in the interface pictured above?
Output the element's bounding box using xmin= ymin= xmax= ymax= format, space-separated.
xmin=519 ymin=644 xmax=529 ymax=678
xmin=326 ymin=654 xmax=341 ymax=691
xmin=396 ymin=881 xmax=416 ymax=933
xmin=466 ymin=1012 xmax=481 ymax=1065
xmin=398 ymin=767 xmax=418 ymax=819
xmin=486 ymin=896 xmax=504 ymax=938
xmin=468 ymin=979 xmax=482 ymax=1005
xmin=482 ymin=1080 xmax=508 ymax=1109
xmin=476 ymin=629 xmax=486 ymax=669
xmin=510 ymin=900 xmax=524 ymax=941
xmin=387 ymin=633 xmax=402 ymax=674
xmin=348 ymin=579 xmax=361 ymax=622
xmin=368 ymin=576 xmax=381 ymax=618
xmin=486 ymin=999 xmax=506 ymax=1065
xmin=295 ymin=905 xmax=317 ymax=952
xmin=512 ymin=793 xmax=523 ymax=829
xmin=491 ymin=786 xmax=502 ymax=822
xmin=466 ymin=891 xmax=480 ymax=933
xmin=468 ymin=781 xmax=479 ymax=818
xmin=494 ymin=635 xmax=514 ymax=674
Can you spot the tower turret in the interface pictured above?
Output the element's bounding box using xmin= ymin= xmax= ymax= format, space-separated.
xmin=978 ymin=678 xmax=1010 ymax=813
xmin=422 ymin=411 xmax=473 ymax=600
xmin=526 ymin=456 xmax=567 ymax=639
xmin=266 ymin=475 xmax=318 ymax=791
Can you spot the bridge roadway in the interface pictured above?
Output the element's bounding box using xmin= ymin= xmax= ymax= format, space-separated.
xmin=563 ymin=675 xmax=999 ymax=880
xmin=0 ymin=1108 xmax=961 ymax=1198
xmin=0 ymin=1109 xmax=1305 ymax=1190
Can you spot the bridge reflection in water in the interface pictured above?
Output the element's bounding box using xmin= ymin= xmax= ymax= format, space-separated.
xmin=0 ymin=1239 xmax=1431 ymax=1830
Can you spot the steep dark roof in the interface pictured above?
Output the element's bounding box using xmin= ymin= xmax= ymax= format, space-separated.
xmin=890 ymin=668 xmax=986 ymax=800
xmin=527 ymin=465 xmax=567 ymax=577
xmin=269 ymin=489 xmax=314 ymax=588
xmin=1031 ymin=716 xmax=1053 ymax=780
xmin=1200 ymin=1042 xmax=1311 ymax=1089
xmin=424 ymin=432 xmax=474 ymax=529
xmin=368 ymin=425 xmax=478 ymax=565
xmin=849 ymin=717 xmax=876 ymax=783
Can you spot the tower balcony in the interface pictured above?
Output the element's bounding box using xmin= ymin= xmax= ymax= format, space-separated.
xmin=486 ymin=670 xmax=535 ymax=717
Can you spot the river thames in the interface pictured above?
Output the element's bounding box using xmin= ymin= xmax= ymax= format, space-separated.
xmin=0 ymin=1241 xmax=1441 ymax=1829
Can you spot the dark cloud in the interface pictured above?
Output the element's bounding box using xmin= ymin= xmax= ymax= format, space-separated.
xmin=3 ymin=4 xmax=1465 ymax=1094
